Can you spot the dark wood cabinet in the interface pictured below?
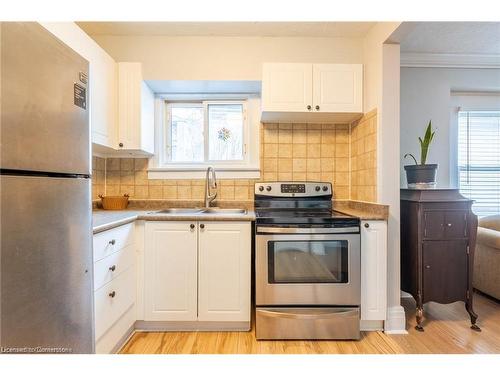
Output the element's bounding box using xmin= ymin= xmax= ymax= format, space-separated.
xmin=400 ymin=189 xmax=480 ymax=331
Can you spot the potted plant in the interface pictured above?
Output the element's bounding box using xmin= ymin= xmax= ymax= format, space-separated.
xmin=404 ymin=121 xmax=438 ymax=188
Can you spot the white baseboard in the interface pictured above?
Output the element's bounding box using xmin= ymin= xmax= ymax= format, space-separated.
xmin=360 ymin=320 xmax=384 ymax=331
xmin=135 ymin=320 xmax=251 ymax=331
xmin=384 ymin=305 xmax=408 ymax=334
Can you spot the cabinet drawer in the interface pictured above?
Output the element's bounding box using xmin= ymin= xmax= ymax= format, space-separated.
xmin=94 ymin=244 xmax=135 ymax=291
xmin=423 ymin=210 xmax=468 ymax=240
xmin=94 ymin=267 xmax=135 ymax=340
xmin=93 ymin=223 xmax=134 ymax=262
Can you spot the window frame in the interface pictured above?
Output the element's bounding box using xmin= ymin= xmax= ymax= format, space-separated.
xmin=149 ymin=95 xmax=261 ymax=180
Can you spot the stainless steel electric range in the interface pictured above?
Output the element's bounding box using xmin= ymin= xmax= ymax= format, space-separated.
xmin=254 ymin=182 xmax=361 ymax=340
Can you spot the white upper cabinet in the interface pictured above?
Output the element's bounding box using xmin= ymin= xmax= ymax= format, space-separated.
xmin=313 ymin=64 xmax=363 ymax=113
xmin=262 ymin=63 xmax=313 ymax=112
xmin=117 ymin=63 xmax=155 ymax=155
xmin=261 ymin=63 xmax=363 ymax=123
xmin=40 ymin=22 xmax=117 ymax=150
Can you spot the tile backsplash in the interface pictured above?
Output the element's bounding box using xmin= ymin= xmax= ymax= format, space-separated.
xmin=92 ymin=112 xmax=379 ymax=203
xmin=350 ymin=110 xmax=377 ymax=202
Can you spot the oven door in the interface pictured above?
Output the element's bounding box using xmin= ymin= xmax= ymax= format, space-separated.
xmin=256 ymin=230 xmax=360 ymax=306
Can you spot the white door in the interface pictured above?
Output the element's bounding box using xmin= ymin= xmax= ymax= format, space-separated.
xmin=312 ymin=64 xmax=363 ymax=113
xmin=360 ymin=220 xmax=387 ymax=321
xmin=262 ymin=63 xmax=313 ymax=112
xmin=144 ymin=221 xmax=198 ymax=321
xmin=198 ymin=222 xmax=251 ymax=322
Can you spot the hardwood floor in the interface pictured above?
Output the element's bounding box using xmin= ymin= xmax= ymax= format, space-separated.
xmin=119 ymin=293 xmax=500 ymax=354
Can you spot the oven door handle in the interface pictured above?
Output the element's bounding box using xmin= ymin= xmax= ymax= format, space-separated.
xmin=258 ymin=308 xmax=359 ymax=320
xmin=256 ymin=226 xmax=359 ymax=234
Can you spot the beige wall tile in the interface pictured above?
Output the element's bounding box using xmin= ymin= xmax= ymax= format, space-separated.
xmin=292 ymin=129 xmax=307 ymax=144
xmin=120 ymin=171 xmax=134 ymax=185
xmin=306 ymin=158 xmax=321 ymax=172
xmin=106 ymin=185 xmax=120 ymax=196
xmin=278 ymin=172 xmax=293 ymax=181
xmin=120 ymin=158 xmax=134 ymax=171
xmin=149 ymin=185 xmax=163 ymax=199
xmin=336 ymin=144 xmax=349 ymax=158
xmin=135 ymin=185 xmax=149 ymax=199
xmin=293 ymin=144 xmax=307 ymax=158
xmin=306 ymin=172 xmax=321 ymax=181
xmin=134 ymin=171 xmax=148 ymax=186
xmin=264 ymin=144 xmax=278 ymax=158
xmin=320 ymin=144 xmax=335 ymax=158
xmin=278 ymin=158 xmax=293 ymax=173
xmin=177 ymin=185 xmax=192 ymax=199
xmin=278 ymin=144 xmax=292 ymax=158
xmin=191 ymin=185 xmax=204 ymax=200
xmin=134 ymin=158 xmax=148 ymax=171
xmin=263 ymin=127 xmax=278 ymax=143
xmin=234 ymin=186 xmax=249 ymax=200
xmin=163 ymin=185 xmax=177 ymax=199
xmin=320 ymin=158 xmax=334 ymax=172
xmin=293 ymin=172 xmax=306 ymax=181
xmin=292 ymin=159 xmax=307 ymax=172
xmin=307 ymin=129 xmax=321 ymax=143
xmin=263 ymin=158 xmax=278 ymax=172
xmin=307 ymin=144 xmax=321 ymax=158
xmin=106 ymin=158 xmax=120 ymax=171
xmin=278 ymin=128 xmax=292 ymax=144
xmin=120 ymin=185 xmax=134 ymax=196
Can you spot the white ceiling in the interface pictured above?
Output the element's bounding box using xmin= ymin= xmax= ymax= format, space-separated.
xmin=77 ymin=22 xmax=376 ymax=37
xmin=400 ymin=22 xmax=500 ymax=55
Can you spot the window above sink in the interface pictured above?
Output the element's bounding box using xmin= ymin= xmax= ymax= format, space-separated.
xmin=148 ymin=94 xmax=261 ymax=180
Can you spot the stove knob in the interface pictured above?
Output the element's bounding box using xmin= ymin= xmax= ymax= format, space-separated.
xmin=266 ymin=186 xmax=272 ymax=192
xmin=322 ymin=186 xmax=328 ymax=192
xmin=315 ymin=186 xmax=321 ymax=192
xmin=258 ymin=186 xmax=264 ymax=192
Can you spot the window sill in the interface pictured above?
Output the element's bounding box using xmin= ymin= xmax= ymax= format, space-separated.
xmin=148 ymin=167 xmax=261 ymax=180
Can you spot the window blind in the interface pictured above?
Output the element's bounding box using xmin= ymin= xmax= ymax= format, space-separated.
xmin=458 ymin=110 xmax=500 ymax=217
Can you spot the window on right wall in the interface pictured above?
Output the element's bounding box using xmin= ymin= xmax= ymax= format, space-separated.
xmin=458 ymin=110 xmax=500 ymax=217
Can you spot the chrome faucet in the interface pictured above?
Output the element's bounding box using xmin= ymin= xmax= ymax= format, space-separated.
xmin=204 ymin=166 xmax=218 ymax=208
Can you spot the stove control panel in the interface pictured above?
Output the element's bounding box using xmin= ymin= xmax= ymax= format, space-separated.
xmin=281 ymin=184 xmax=305 ymax=194
xmin=255 ymin=182 xmax=332 ymax=197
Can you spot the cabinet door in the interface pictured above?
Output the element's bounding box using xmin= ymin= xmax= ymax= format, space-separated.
xmin=198 ymin=222 xmax=251 ymax=322
xmin=360 ymin=220 xmax=387 ymax=320
xmin=422 ymin=240 xmax=468 ymax=304
xmin=312 ymin=64 xmax=362 ymax=113
xmin=118 ymin=62 xmax=142 ymax=150
xmin=262 ymin=63 xmax=313 ymax=112
xmin=144 ymin=221 xmax=198 ymax=321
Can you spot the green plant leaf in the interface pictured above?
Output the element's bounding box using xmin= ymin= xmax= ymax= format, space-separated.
xmin=404 ymin=153 xmax=418 ymax=165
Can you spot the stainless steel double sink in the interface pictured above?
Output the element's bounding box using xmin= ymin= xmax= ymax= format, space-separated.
xmin=152 ymin=207 xmax=247 ymax=215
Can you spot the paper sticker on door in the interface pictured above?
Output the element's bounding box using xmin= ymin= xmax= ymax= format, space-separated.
xmin=74 ymin=83 xmax=87 ymax=109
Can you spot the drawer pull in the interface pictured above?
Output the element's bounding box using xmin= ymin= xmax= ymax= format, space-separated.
xmin=108 ymin=291 xmax=116 ymax=298
xmin=109 ymin=239 xmax=116 ymax=245
xmin=364 ymin=223 xmax=369 ymax=228
xmin=109 ymin=265 xmax=116 ymax=272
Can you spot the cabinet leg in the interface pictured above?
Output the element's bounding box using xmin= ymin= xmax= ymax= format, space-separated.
xmin=415 ymin=306 xmax=424 ymax=332
xmin=466 ymin=299 xmax=481 ymax=332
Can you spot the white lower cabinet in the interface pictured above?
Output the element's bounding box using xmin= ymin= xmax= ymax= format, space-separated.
xmin=93 ymin=224 xmax=137 ymax=353
xmin=360 ymin=220 xmax=387 ymax=322
xmin=144 ymin=221 xmax=198 ymax=321
xmin=144 ymin=221 xmax=251 ymax=326
xmin=198 ymin=222 xmax=251 ymax=322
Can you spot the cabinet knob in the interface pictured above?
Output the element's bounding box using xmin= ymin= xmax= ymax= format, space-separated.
xmin=315 ymin=105 xmax=320 ymax=111
xmin=425 ymin=265 xmax=431 ymax=269
xmin=109 ymin=291 xmax=116 ymax=298
xmin=109 ymin=239 xmax=116 ymax=245
xmin=109 ymin=265 xmax=116 ymax=272
xmin=118 ymin=142 xmax=124 ymax=148
xmin=364 ymin=223 xmax=369 ymax=228
xmin=200 ymin=224 xmax=205 ymax=229
xmin=307 ymin=105 xmax=312 ymax=111
xmin=190 ymin=223 xmax=195 ymax=229
xmin=447 ymin=223 xmax=452 ymax=227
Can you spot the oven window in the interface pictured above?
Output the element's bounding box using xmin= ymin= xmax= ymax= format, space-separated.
xmin=268 ymin=241 xmax=348 ymax=284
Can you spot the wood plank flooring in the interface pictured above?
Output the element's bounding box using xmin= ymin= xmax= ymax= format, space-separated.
xmin=119 ymin=293 xmax=500 ymax=354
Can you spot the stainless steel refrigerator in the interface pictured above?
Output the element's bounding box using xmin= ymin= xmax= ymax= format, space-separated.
xmin=0 ymin=22 xmax=94 ymax=353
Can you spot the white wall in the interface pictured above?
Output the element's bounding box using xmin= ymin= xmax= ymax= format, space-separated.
xmin=362 ymin=22 xmax=407 ymax=333
xmin=90 ymin=35 xmax=364 ymax=81
xmin=400 ymin=67 xmax=500 ymax=188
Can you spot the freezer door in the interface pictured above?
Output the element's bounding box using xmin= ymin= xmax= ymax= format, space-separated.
xmin=0 ymin=22 xmax=90 ymax=175
xmin=0 ymin=175 xmax=94 ymax=353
